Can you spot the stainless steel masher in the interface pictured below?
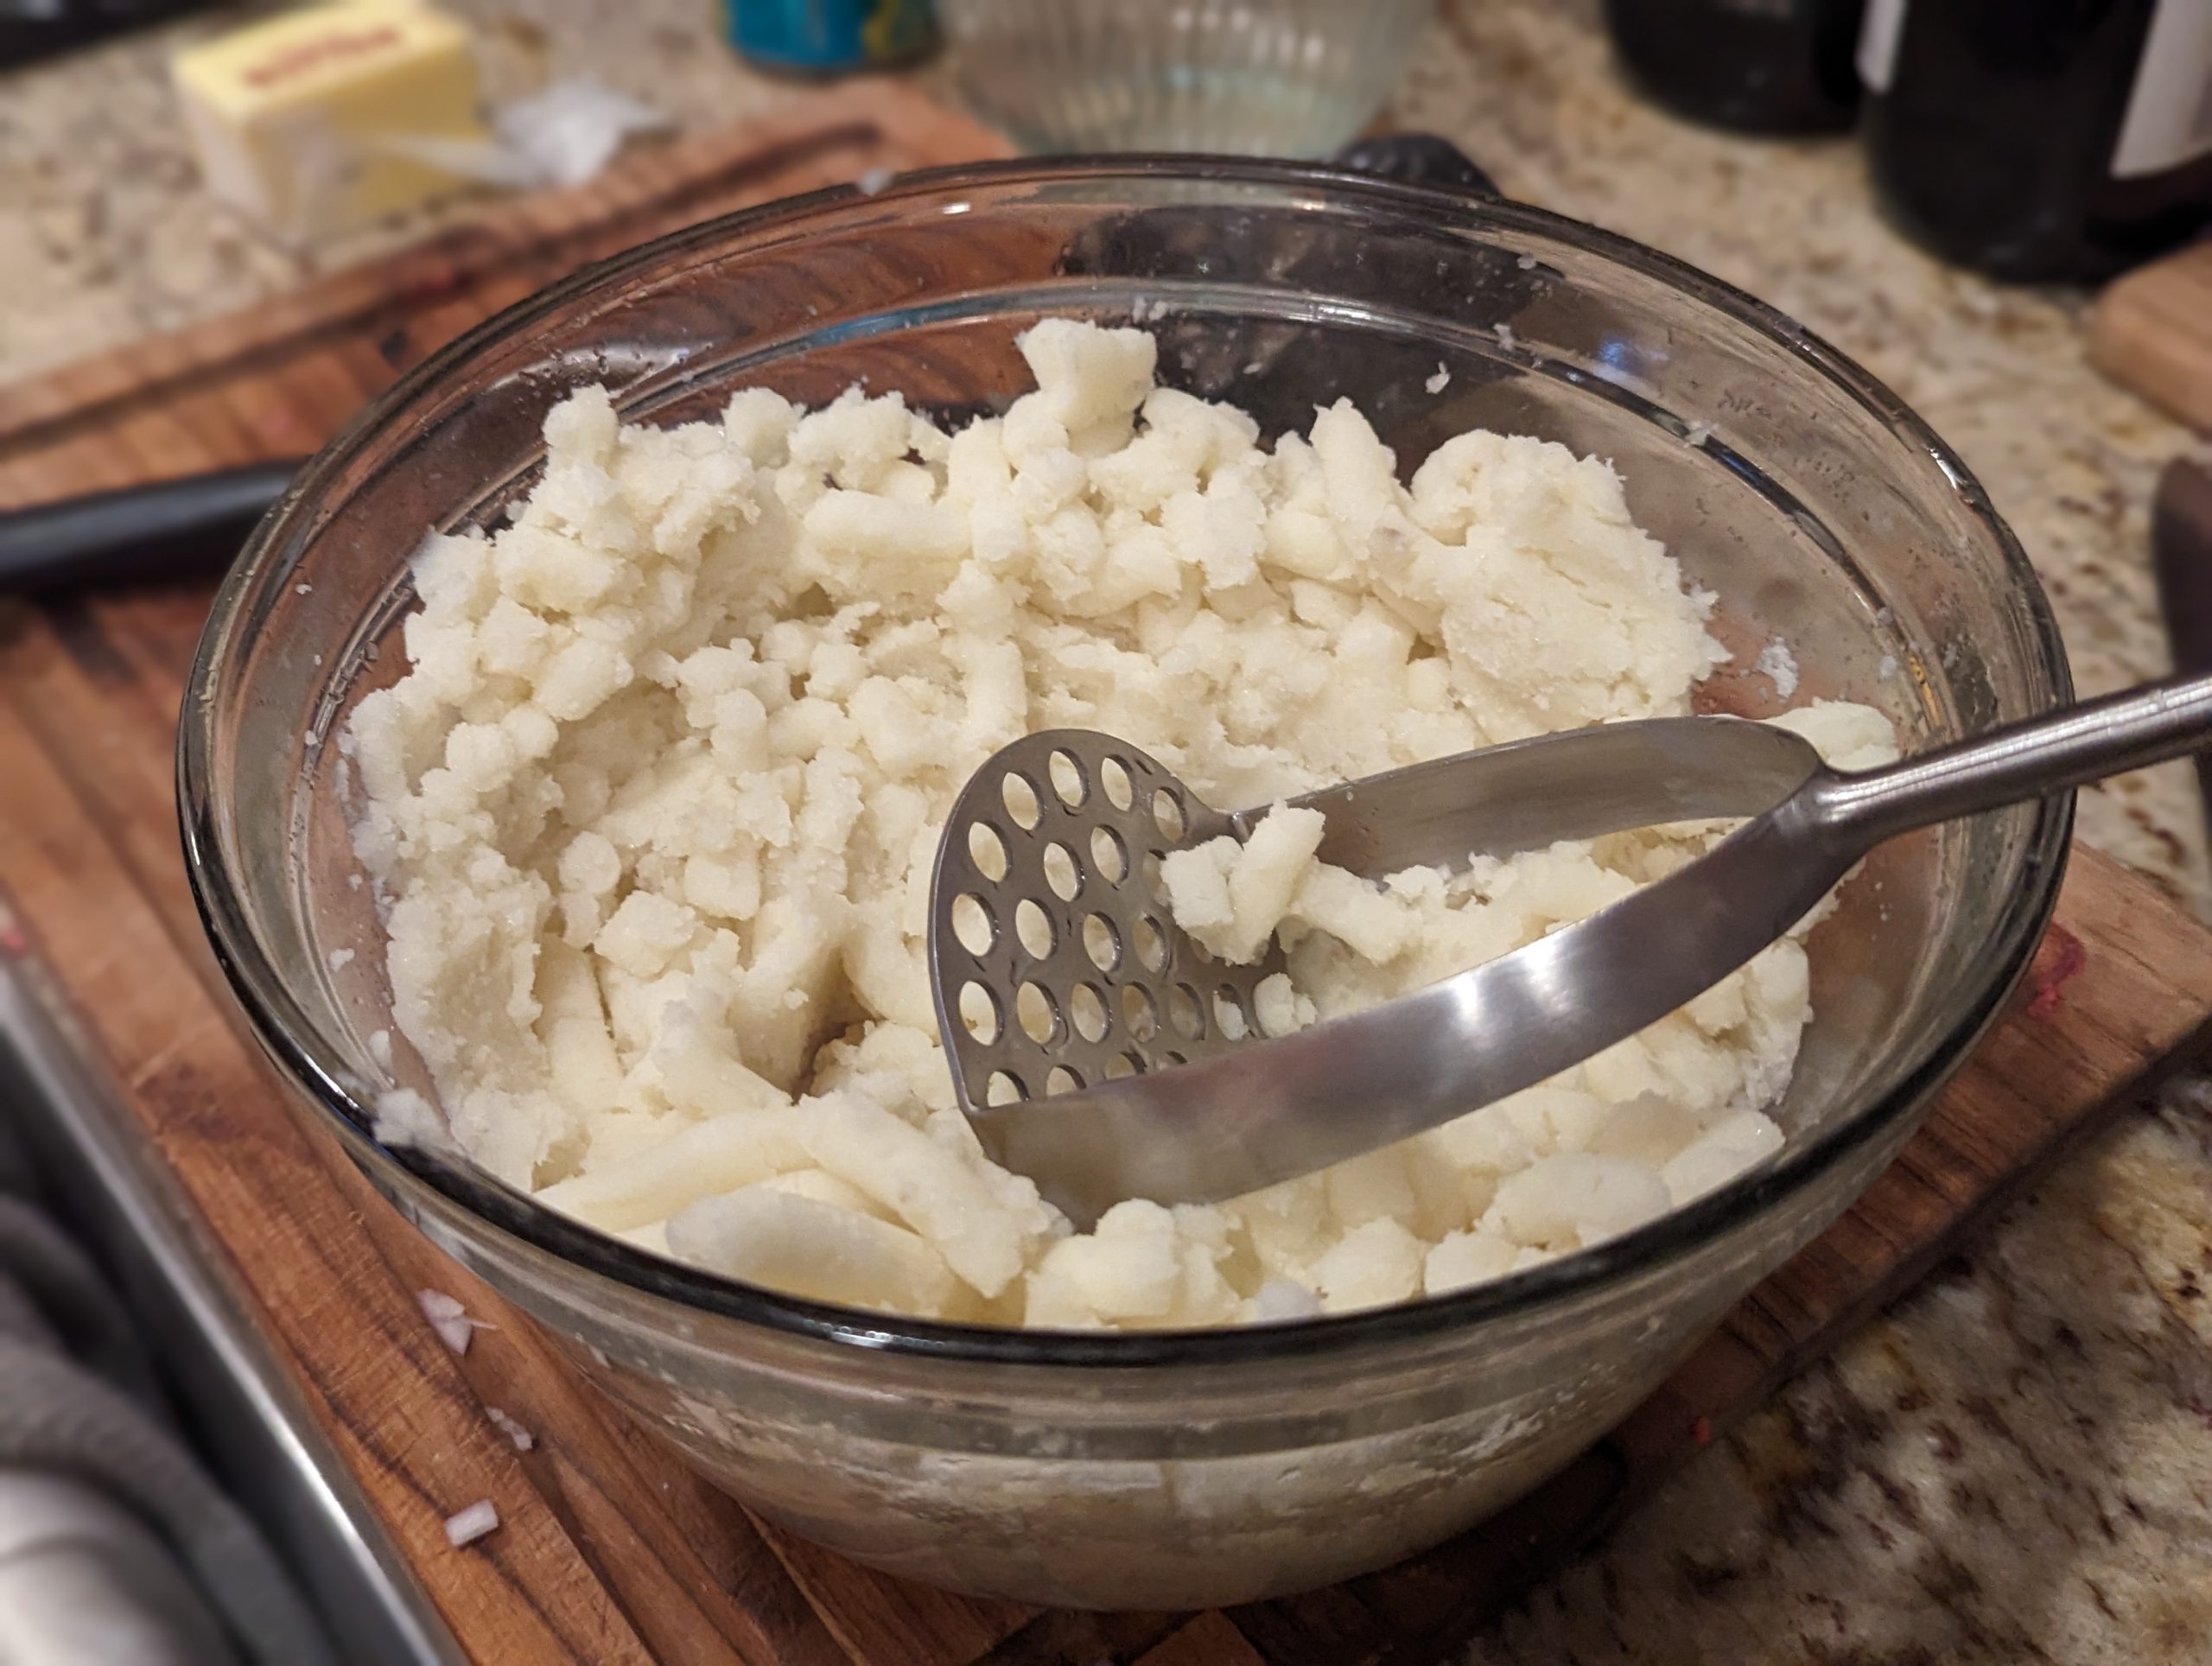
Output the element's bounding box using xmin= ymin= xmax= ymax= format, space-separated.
xmin=929 ymin=672 xmax=2212 ymax=1226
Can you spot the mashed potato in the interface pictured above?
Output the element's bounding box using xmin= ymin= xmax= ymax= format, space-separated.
xmin=346 ymin=320 xmax=1895 ymax=1328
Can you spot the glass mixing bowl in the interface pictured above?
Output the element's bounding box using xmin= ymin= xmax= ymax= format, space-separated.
xmin=179 ymin=160 xmax=2071 ymax=1609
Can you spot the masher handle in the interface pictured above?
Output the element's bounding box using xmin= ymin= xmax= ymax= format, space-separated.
xmin=1815 ymin=671 xmax=2212 ymax=844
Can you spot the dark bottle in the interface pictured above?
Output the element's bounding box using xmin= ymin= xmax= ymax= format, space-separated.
xmin=1603 ymin=0 xmax=1869 ymax=135
xmin=1860 ymin=0 xmax=2212 ymax=283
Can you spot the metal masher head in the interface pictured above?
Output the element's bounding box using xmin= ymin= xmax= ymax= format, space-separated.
xmin=927 ymin=730 xmax=1288 ymax=1129
xmin=930 ymin=673 xmax=2212 ymax=1229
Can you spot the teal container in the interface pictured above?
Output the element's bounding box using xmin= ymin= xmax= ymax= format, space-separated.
xmin=726 ymin=0 xmax=934 ymax=74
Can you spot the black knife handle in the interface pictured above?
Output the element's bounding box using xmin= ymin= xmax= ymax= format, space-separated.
xmin=0 ymin=460 xmax=299 ymax=592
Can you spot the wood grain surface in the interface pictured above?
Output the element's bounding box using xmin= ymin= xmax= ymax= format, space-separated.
xmin=4 ymin=83 xmax=2212 ymax=1665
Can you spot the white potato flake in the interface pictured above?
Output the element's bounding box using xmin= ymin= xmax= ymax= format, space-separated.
xmin=1486 ymin=1153 xmax=1673 ymax=1251
xmin=536 ymin=1110 xmax=808 ymax=1231
xmin=1160 ymin=804 xmax=1325 ymax=964
xmin=1661 ymin=1110 xmax=1786 ymax=1205
xmin=1770 ymin=699 xmax=1898 ymax=773
xmin=1310 ymin=1218 xmax=1426 ymax=1313
xmin=1253 ymin=972 xmax=1316 ymax=1037
xmin=1249 ymin=1276 xmax=1322 ymax=1321
xmin=1755 ymin=640 xmax=1801 ymax=699
xmin=1423 ymin=1230 xmax=1518 ymax=1294
xmin=351 ymin=320 xmax=1897 ymax=1330
xmin=668 ymin=1185 xmax=963 ymax=1316
xmin=797 ymin=1091 xmax=1050 ymax=1299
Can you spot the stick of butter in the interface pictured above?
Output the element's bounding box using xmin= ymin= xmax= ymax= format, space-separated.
xmin=173 ymin=0 xmax=492 ymax=244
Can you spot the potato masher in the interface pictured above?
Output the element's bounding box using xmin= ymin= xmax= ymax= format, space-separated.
xmin=929 ymin=672 xmax=2212 ymax=1226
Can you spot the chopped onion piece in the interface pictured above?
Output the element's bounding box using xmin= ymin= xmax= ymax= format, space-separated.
xmin=443 ymin=1500 xmax=499 ymax=1548
xmin=417 ymin=1288 xmax=474 ymax=1356
xmin=486 ymin=1407 xmax=535 ymax=1451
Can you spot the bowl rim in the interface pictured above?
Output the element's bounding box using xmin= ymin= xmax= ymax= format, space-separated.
xmin=179 ymin=154 xmax=2075 ymax=1370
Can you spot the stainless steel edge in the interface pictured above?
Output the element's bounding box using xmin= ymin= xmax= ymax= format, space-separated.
xmin=0 ymin=957 xmax=463 ymax=1666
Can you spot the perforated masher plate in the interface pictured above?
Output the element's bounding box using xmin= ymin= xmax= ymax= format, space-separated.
xmin=928 ymin=730 xmax=1290 ymax=1129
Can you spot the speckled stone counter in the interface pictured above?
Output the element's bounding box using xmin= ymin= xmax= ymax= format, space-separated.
xmin=4 ymin=2 xmax=2209 ymax=1659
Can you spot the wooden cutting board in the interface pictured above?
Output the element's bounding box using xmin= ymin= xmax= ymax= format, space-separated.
xmin=2088 ymin=242 xmax=2212 ymax=432
xmin=5 ymin=81 xmax=2212 ymax=1666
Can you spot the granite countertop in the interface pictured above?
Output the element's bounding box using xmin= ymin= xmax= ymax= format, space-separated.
xmin=3 ymin=0 xmax=2209 ymax=1658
